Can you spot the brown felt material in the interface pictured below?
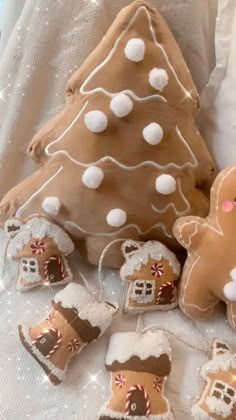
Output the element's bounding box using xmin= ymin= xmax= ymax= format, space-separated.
xmin=106 ymin=354 xmax=171 ymax=376
xmin=0 ymin=0 xmax=214 ymax=268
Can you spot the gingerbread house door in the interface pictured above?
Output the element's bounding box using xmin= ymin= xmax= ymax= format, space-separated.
xmin=126 ymin=386 xmax=150 ymax=416
xmin=44 ymin=256 xmax=65 ymax=284
xmin=33 ymin=328 xmax=62 ymax=357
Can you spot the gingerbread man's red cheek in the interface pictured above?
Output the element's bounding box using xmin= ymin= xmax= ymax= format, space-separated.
xmin=222 ymin=200 xmax=234 ymax=212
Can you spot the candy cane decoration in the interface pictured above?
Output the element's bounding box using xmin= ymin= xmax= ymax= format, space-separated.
xmin=32 ymin=328 xmax=62 ymax=359
xmin=156 ymin=282 xmax=175 ymax=305
xmin=125 ymin=384 xmax=151 ymax=416
xmin=44 ymin=255 xmax=66 ymax=283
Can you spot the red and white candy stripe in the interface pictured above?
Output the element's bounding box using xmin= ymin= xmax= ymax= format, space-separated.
xmin=151 ymin=263 xmax=164 ymax=277
xmin=156 ymin=282 xmax=175 ymax=305
xmin=32 ymin=328 xmax=62 ymax=359
xmin=153 ymin=377 xmax=162 ymax=392
xmin=125 ymin=384 xmax=151 ymax=416
xmin=44 ymin=255 xmax=66 ymax=283
xmin=115 ymin=373 xmax=126 ymax=389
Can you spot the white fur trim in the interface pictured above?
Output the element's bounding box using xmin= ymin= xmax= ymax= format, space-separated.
xmin=105 ymin=330 xmax=171 ymax=365
xmin=106 ymin=209 xmax=127 ymax=227
xmin=8 ymin=217 xmax=74 ymax=258
xmin=120 ymin=240 xmax=180 ymax=280
xmin=54 ymin=283 xmax=118 ymax=335
xmin=110 ymin=94 xmax=133 ymax=118
xmin=41 ymin=196 xmax=61 ymax=216
xmin=98 ymin=406 xmax=175 ymax=420
xmin=20 ymin=323 xmax=66 ymax=382
xmin=84 ymin=110 xmax=108 ymax=133
xmin=143 ymin=123 xmax=163 ymax=146
xmin=82 ymin=166 xmax=104 ymax=189
xmin=191 ymin=404 xmax=215 ymax=420
xmin=124 ymin=38 xmax=145 ymax=62
xmin=149 ymin=68 xmax=169 ymax=92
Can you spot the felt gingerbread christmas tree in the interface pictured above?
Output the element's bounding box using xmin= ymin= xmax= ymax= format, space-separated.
xmin=0 ymin=0 xmax=214 ymax=268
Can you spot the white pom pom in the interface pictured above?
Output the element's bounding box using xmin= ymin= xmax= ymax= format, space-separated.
xmin=110 ymin=94 xmax=133 ymax=118
xmin=82 ymin=166 xmax=104 ymax=189
xmin=155 ymin=174 xmax=176 ymax=195
xmin=124 ymin=38 xmax=145 ymax=62
xmin=143 ymin=123 xmax=164 ymax=145
xmin=42 ymin=196 xmax=61 ymax=216
xmin=106 ymin=209 xmax=127 ymax=227
xmin=149 ymin=68 xmax=169 ymax=91
xmin=84 ymin=110 xmax=108 ymax=133
xmin=224 ymin=282 xmax=236 ymax=301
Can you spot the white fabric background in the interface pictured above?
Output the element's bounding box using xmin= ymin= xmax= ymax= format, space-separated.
xmin=1 ymin=1 xmax=235 ymax=420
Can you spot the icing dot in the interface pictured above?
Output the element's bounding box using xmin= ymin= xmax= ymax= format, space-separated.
xmin=124 ymin=38 xmax=145 ymax=62
xmin=42 ymin=196 xmax=61 ymax=216
xmin=149 ymin=68 xmax=169 ymax=91
xmin=110 ymin=94 xmax=133 ymax=118
xmin=82 ymin=166 xmax=104 ymax=189
xmin=222 ymin=200 xmax=234 ymax=212
xmin=106 ymin=209 xmax=127 ymax=227
xmin=84 ymin=110 xmax=108 ymax=133
xmin=143 ymin=123 xmax=163 ymax=145
xmin=155 ymin=174 xmax=176 ymax=195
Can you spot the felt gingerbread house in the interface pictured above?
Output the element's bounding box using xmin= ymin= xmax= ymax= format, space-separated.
xmin=192 ymin=339 xmax=236 ymax=420
xmin=120 ymin=240 xmax=180 ymax=314
xmin=5 ymin=216 xmax=74 ymax=291
xmin=98 ymin=330 xmax=175 ymax=420
xmin=19 ymin=283 xmax=118 ymax=385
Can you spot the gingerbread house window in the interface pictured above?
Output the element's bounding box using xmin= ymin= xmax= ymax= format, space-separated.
xmin=207 ymin=380 xmax=236 ymax=416
xmin=131 ymin=280 xmax=155 ymax=303
xmin=20 ymin=258 xmax=41 ymax=282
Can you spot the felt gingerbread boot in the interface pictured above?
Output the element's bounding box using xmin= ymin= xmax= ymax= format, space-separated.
xmin=18 ymin=283 xmax=118 ymax=384
xmin=5 ymin=216 xmax=74 ymax=291
xmin=98 ymin=330 xmax=175 ymax=419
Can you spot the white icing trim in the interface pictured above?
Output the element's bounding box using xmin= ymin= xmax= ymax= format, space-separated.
xmin=80 ymin=6 xmax=192 ymax=103
xmin=151 ymin=179 xmax=190 ymax=216
xmin=105 ymin=330 xmax=171 ymax=365
xmin=8 ymin=217 xmax=74 ymax=258
xmin=20 ymin=323 xmax=66 ymax=382
xmin=200 ymin=352 xmax=236 ymax=379
xmin=180 ymin=166 xmax=236 ymax=313
xmin=15 ymin=166 xmax=63 ymax=218
xmin=98 ymin=406 xmax=175 ymax=420
xmin=191 ymin=404 xmax=215 ymax=420
xmin=206 ymin=381 xmax=236 ymax=418
xmin=54 ymin=283 xmax=118 ymax=334
xmin=64 ymin=220 xmax=174 ymax=239
xmin=123 ymin=288 xmax=177 ymax=315
xmin=120 ymin=240 xmax=180 ymax=280
xmin=130 ymin=279 xmax=156 ymax=303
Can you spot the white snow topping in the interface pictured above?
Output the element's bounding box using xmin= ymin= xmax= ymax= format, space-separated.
xmin=143 ymin=122 xmax=163 ymax=145
xmin=84 ymin=110 xmax=108 ymax=133
xmin=120 ymin=240 xmax=180 ymax=279
xmin=149 ymin=68 xmax=169 ymax=91
xmin=110 ymin=94 xmax=133 ymax=118
xmin=82 ymin=166 xmax=104 ymax=189
xmin=42 ymin=196 xmax=61 ymax=216
xmin=54 ymin=283 xmax=118 ymax=335
xmin=106 ymin=209 xmax=127 ymax=227
xmin=200 ymin=352 xmax=236 ymax=380
xmin=124 ymin=38 xmax=145 ymax=62
xmin=8 ymin=217 xmax=74 ymax=257
xmin=191 ymin=405 xmax=215 ymax=420
xmin=106 ymin=330 xmax=171 ymax=365
xmin=155 ymin=174 xmax=176 ymax=195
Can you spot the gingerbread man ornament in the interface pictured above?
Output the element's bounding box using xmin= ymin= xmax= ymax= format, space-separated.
xmin=173 ymin=165 xmax=236 ymax=329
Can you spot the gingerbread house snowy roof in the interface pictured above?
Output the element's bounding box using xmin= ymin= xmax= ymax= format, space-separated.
xmin=200 ymin=339 xmax=236 ymax=380
xmin=53 ymin=283 xmax=118 ymax=336
xmin=120 ymin=240 xmax=180 ymax=280
xmin=105 ymin=330 xmax=171 ymax=375
xmin=7 ymin=217 xmax=74 ymax=257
